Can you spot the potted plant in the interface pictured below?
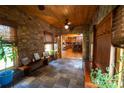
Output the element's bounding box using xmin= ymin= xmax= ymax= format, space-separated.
xmin=49 ymin=50 xmax=55 ymax=60
xmin=0 ymin=37 xmax=17 ymax=87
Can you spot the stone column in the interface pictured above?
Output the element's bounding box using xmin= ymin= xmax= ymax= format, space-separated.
xmin=82 ymin=31 xmax=90 ymax=61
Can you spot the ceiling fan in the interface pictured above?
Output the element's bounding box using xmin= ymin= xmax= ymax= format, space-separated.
xmin=64 ymin=19 xmax=74 ymax=31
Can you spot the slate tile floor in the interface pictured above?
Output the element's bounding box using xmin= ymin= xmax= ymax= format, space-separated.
xmin=13 ymin=58 xmax=84 ymax=88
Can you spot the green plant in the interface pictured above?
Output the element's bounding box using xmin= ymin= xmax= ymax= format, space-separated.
xmin=90 ymin=67 xmax=118 ymax=88
xmin=49 ymin=50 xmax=54 ymax=55
xmin=90 ymin=52 xmax=124 ymax=88
xmin=0 ymin=36 xmax=17 ymax=70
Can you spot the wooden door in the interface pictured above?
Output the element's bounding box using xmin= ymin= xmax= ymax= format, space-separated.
xmin=94 ymin=13 xmax=112 ymax=71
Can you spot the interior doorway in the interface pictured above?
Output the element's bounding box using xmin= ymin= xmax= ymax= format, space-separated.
xmin=62 ymin=34 xmax=83 ymax=59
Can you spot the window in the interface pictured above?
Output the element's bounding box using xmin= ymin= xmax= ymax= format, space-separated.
xmin=0 ymin=25 xmax=16 ymax=70
xmin=45 ymin=44 xmax=53 ymax=52
xmin=0 ymin=25 xmax=16 ymax=42
xmin=54 ymin=43 xmax=58 ymax=51
xmin=0 ymin=44 xmax=14 ymax=70
xmin=44 ymin=32 xmax=53 ymax=52
xmin=44 ymin=32 xmax=53 ymax=43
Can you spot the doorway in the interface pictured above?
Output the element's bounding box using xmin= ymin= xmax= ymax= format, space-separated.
xmin=62 ymin=34 xmax=83 ymax=59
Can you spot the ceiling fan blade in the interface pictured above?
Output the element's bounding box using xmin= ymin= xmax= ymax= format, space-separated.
xmin=69 ymin=25 xmax=75 ymax=31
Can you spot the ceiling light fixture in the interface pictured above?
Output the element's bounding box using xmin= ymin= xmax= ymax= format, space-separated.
xmin=64 ymin=19 xmax=71 ymax=30
xmin=67 ymin=22 xmax=71 ymax=25
xmin=64 ymin=25 xmax=69 ymax=29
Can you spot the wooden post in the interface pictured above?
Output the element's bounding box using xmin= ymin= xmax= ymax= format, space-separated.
xmin=82 ymin=31 xmax=90 ymax=61
xmin=118 ymin=48 xmax=124 ymax=88
xmin=109 ymin=45 xmax=115 ymax=77
xmin=57 ymin=35 xmax=62 ymax=58
xmin=82 ymin=36 xmax=86 ymax=60
xmin=89 ymin=31 xmax=94 ymax=62
xmin=13 ymin=46 xmax=19 ymax=68
xmin=53 ymin=34 xmax=55 ymax=51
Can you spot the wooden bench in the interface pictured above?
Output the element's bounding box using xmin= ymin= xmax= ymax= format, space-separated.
xmin=17 ymin=66 xmax=31 ymax=75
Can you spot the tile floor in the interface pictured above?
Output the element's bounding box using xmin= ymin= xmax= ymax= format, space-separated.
xmin=13 ymin=58 xmax=84 ymax=88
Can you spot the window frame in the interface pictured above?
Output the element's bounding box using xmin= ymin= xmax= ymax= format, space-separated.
xmin=0 ymin=24 xmax=17 ymax=70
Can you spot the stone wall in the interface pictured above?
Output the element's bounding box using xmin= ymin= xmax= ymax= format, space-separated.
xmin=93 ymin=5 xmax=116 ymax=25
xmin=0 ymin=6 xmax=59 ymax=65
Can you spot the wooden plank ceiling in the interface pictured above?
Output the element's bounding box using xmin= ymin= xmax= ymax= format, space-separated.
xmin=16 ymin=5 xmax=98 ymax=28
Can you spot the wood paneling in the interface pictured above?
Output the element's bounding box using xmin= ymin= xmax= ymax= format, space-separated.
xmin=16 ymin=5 xmax=98 ymax=28
xmin=94 ymin=13 xmax=112 ymax=71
